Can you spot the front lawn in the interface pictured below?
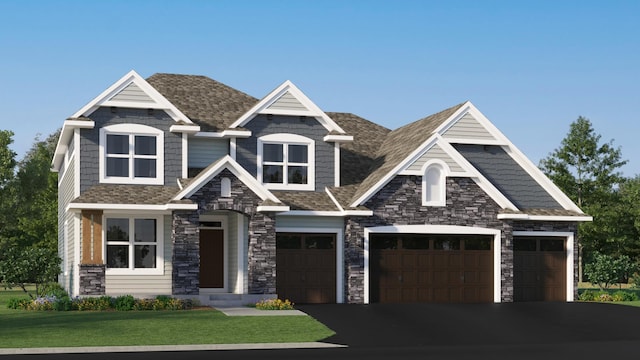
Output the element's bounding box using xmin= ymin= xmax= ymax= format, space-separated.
xmin=0 ymin=288 xmax=334 ymax=348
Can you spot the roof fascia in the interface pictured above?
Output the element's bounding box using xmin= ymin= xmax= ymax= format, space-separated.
xmin=229 ymin=80 xmax=346 ymax=133
xmin=173 ymin=155 xmax=280 ymax=202
xmin=71 ymin=70 xmax=192 ymax=124
xmin=194 ymin=130 xmax=252 ymax=138
xmin=51 ymin=119 xmax=96 ymax=171
xmin=66 ymin=203 xmax=198 ymax=212
xmin=170 ymin=124 xmax=201 ymax=134
xmin=497 ymin=213 xmax=593 ymax=222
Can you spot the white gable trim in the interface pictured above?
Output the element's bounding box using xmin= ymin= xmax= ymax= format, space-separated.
xmin=71 ymin=70 xmax=192 ymax=124
xmin=173 ymin=155 xmax=281 ymax=203
xmin=52 ymin=119 xmax=96 ymax=171
xmin=229 ymin=80 xmax=346 ymax=133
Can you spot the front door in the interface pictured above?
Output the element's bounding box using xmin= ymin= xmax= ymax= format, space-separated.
xmin=200 ymin=229 xmax=224 ymax=288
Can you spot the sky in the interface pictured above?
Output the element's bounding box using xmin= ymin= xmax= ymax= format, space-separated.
xmin=1 ymin=0 xmax=638 ymax=176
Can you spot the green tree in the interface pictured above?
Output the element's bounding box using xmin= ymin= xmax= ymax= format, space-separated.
xmin=584 ymin=253 xmax=638 ymax=290
xmin=0 ymin=130 xmax=17 ymax=254
xmin=539 ymin=116 xmax=627 ymax=281
xmin=0 ymin=246 xmax=61 ymax=298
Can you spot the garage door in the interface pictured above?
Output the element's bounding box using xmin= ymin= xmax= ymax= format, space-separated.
xmin=276 ymin=233 xmax=336 ymax=304
xmin=514 ymin=236 xmax=566 ymax=301
xmin=370 ymin=234 xmax=494 ymax=303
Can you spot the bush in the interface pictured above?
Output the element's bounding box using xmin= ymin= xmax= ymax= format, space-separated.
xmin=6 ymin=297 xmax=30 ymax=309
xmin=114 ymin=295 xmax=135 ymax=311
xmin=53 ymin=297 xmax=73 ymax=311
xmin=76 ymin=296 xmax=112 ymax=311
xmin=255 ymin=298 xmax=295 ymax=310
xmin=579 ymin=290 xmax=597 ymax=301
xmin=43 ymin=283 xmax=69 ymax=299
xmin=612 ymin=290 xmax=638 ymax=302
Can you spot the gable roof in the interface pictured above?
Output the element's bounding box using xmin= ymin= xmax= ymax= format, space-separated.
xmin=349 ymin=102 xmax=467 ymax=206
xmin=147 ymin=73 xmax=258 ymax=132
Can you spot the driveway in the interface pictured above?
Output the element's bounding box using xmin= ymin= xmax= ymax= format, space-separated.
xmin=297 ymin=302 xmax=640 ymax=348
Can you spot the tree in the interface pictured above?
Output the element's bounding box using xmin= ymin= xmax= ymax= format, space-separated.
xmin=0 ymin=130 xmax=17 ymax=255
xmin=0 ymin=246 xmax=61 ymax=298
xmin=584 ymin=253 xmax=638 ymax=290
xmin=539 ymin=116 xmax=628 ymax=281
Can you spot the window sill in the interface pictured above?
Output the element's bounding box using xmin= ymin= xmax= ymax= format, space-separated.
xmin=263 ymin=183 xmax=314 ymax=191
xmin=100 ymin=177 xmax=164 ymax=185
xmin=106 ymin=268 xmax=165 ymax=276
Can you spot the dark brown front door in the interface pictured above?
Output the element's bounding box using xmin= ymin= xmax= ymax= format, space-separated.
xmin=514 ymin=237 xmax=566 ymax=301
xmin=200 ymin=229 xmax=224 ymax=288
xmin=276 ymin=233 xmax=336 ymax=304
xmin=370 ymin=234 xmax=494 ymax=304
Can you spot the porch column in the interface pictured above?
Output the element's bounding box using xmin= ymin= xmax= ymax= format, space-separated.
xmin=172 ymin=210 xmax=200 ymax=295
xmin=79 ymin=210 xmax=105 ymax=295
xmin=247 ymin=212 xmax=276 ymax=294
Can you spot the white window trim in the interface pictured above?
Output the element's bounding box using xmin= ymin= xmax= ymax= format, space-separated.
xmin=257 ymin=133 xmax=315 ymax=191
xmin=422 ymin=160 xmax=449 ymax=206
xmin=99 ymin=123 xmax=164 ymax=185
xmin=104 ymin=215 xmax=164 ymax=275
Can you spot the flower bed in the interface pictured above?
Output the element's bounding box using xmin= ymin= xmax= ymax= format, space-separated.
xmin=6 ymin=294 xmax=193 ymax=311
xmin=255 ymin=298 xmax=295 ymax=310
xmin=578 ymin=289 xmax=639 ymax=302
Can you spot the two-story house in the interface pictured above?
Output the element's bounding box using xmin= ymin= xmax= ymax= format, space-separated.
xmin=52 ymin=70 xmax=591 ymax=305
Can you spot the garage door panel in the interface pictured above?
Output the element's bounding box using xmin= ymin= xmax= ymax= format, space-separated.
xmin=514 ymin=236 xmax=566 ymax=302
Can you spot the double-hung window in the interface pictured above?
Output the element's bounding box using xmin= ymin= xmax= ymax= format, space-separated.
xmin=99 ymin=124 xmax=164 ymax=185
xmin=258 ymin=134 xmax=315 ymax=190
xmin=105 ymin=216 xmax=163 ymax=275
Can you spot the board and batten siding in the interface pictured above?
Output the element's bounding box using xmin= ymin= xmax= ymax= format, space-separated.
xmin=406 ymin=143 xmax=465 ymax=173
xmin=442 ymin=113 xmax=496 ymax=141
xmin=105 ymin=215 xmax=173 ymax=295
xmin=267 ymin=91 xmax=308 ymax=111
xmin=109 ymin=83 xmax=155 ymax=103
xmin=188 ymin=138 xmax=229 ymax=168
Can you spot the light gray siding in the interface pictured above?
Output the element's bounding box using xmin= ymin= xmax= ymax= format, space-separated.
xmin=109 ymin=83 xmax=154 ymax=103
xmin=79 ymin=107 xmax=182 ymax=193
xmin=454 ymin=144 xmax=563 ymax=209
xmin=267 ymin=91 xmax=308 ymax=111
xmin=236 ymin=114 xmax=334 ymax=191
xmin=406 ymin=143 xmax=465 ymax=173
xmin=105 ymin=215 xmax=173 ymax=295
xmin=443 ymin=113 xmax=496 ymax=141
xmin=188 ymin=138 xmax=228 ymax=168
xmin=58 ymin=155 xmax=76 ymax=292
xmin=276 ymin=216 xmax=344 ymax=229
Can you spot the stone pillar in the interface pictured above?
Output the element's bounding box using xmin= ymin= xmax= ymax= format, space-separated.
xmin=247 ymin=212 xmax=276 ymax=294
xmin=172 ymin=211 xmax=200 ymax=295
xmin=79 ymin=264 xmax=105 ymax=295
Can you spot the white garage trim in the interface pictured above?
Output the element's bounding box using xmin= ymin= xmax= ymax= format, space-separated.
xmin=275 ymin=226 xmax=344 ymax=303
xmin=513 ymin=231 xmax=574 ymax=302
xmin=363 ymin=225 xmax=502 ymax=304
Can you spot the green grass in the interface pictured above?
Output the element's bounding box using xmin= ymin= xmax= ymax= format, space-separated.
xmin=0 ymin=288 xmax=334 ymax=348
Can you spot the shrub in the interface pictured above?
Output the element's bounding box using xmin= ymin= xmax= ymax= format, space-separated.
xmin=612 ymin=290 xmax=638 ymax=302
xmin=255 ymin=298 xmax=295 ymax=310
xmin=6 ymin=297 xmax=30 ymax=309
xmin=53 ymin=297 xmax=73 ymax=311
xmin=598 ymin=293 xmax=613 ymax=302
xmin=114 ymin=295 xmax=136 ymax=311
xmin=579 ymin=290 xmax=597 ymax=301
xmin=76 ymin=296 xmax=112 ymax=311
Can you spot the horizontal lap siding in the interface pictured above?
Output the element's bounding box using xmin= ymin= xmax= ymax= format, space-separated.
xmin=406 ymin=143 xmax=464 ymax=173
xmin=58 ymin=156 xmax=76 ymax=290
xmin=443 ymin=113 xmax=495 ymax=140
xmin=105 ymin=215 xmax=173 ymax=295
xmin=110 ymin=83 xmax=154 ymax=103
xmin=267 ymin=92 xmax=308 ymax=111
xmin=276 ymin=216 xmax=344 ymax=229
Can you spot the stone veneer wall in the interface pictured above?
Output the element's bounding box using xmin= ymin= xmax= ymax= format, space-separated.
xmin=511 ymin=221 xmax=579 ymax=299
xmin=79 ymin=264 xmax=105 ymax=295
xmin=345 ymin=176 xmax=511 ymax=303
xmin=172 ymin=169 xmax=276 ymax=295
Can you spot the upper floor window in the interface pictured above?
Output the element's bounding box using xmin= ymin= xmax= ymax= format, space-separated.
xmin=99 ymin=124 xmax=164 ymax=185
xmin=422 ymin=162 xmax=447 ymax=206
xmin=257 ymin=133 xmax=315 ymax=191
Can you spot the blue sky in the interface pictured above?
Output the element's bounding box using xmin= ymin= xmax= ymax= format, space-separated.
xmin=1 ymin=0 xmax=638 ymax=176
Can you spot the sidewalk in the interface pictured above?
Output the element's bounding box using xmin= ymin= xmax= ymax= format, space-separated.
xmin=0 ymin=342 xmax=345 ymax=355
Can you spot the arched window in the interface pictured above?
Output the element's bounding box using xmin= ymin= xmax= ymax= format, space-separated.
xmin=220 ymin=177 xmax=231 ymax=197
xmin=422 ymin=162 xmax=446 ymax=206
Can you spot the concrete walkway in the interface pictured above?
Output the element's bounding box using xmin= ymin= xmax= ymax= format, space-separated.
xmin=214 ymin=306 xmax=307 ymax=316
xmin=0 ymin=342 xmax=345 ymax=355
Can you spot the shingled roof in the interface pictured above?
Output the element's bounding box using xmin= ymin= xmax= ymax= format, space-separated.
xmin=72 ymin=184 xmax=186 ymax=205
xmin=147 ymin=73 xmax=258 ymax=132
xmin=327 ymin=112 xmax=390 ymax=186
xmin=349 ymin=102 xmax=466 ymax=205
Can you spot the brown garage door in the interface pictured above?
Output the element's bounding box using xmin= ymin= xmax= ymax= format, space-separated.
xmin=276 ymin=233 xmax=336 ymax=304
xmin=370 ymin=234 xmax=494 ymax=303
xmin=514 ymin=236 xmax=566 ymax=301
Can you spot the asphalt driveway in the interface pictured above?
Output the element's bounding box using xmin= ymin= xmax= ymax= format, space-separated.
xmin=297 ymin=302 xmax=640 ymax=348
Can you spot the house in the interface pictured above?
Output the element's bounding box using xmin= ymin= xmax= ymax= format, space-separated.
xmin=52 ymin=70 xmax=591 ymax=305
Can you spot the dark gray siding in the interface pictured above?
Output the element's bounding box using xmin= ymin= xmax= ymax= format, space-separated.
xmin=79 ymin=107 xmax=182 ymax=193
xmin=454 ymin=144 xmax=562 ymax=209
xmin=236 ymin=114 xmax=334 ymax=191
